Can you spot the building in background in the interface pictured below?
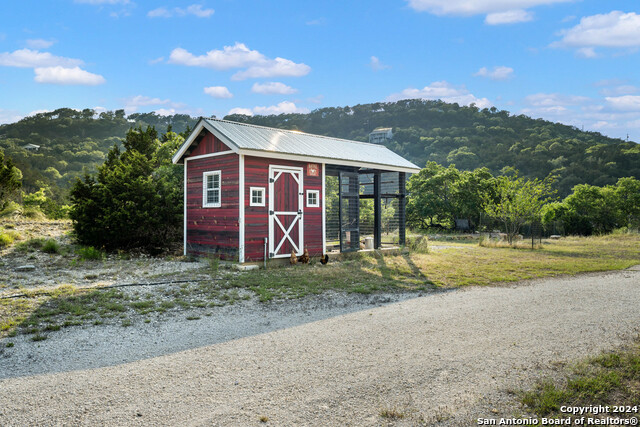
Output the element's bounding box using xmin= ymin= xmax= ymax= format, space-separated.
xmin=368 ymin=128 xmax=393 ymax=144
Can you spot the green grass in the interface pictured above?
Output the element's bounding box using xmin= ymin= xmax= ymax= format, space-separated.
xmin=76 ymin=245 xmax=104 ymax=260
xmin=1 ymin=234 xmax=638 ymax=340
xmin=0 ymin=229 xmax=20 ymax=247
xmin=521 ymin=340 xmax=640 ymax=422
xmin=15 ymin=237 xmax=45 ymax=252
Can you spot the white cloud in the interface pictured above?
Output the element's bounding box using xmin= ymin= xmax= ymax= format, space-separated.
xmin=121 ymin=95 xmax=192 ymax=115
xmin=185 ymin=5 xmax=214 ymax=18
xmin=369 ymin=56 xmax=390 ymax=71
xmin=25 ymin=39 xmax=56 ymax=49
xmin=231 ymin=58 xmax=310 ymax=80
xmin=485 ymin=9 xmax=533 ymax=24
xmin=473 ymin=65 xmax=514 ymax=80
xmin=34 ymin=66 xmax=106 ymax=85
xmin=523 ymin=92 xmax=589 ymax=107
xmin=407 ymin=0 xmax=570 ymax=24
xmin=168 ymin=43 xmax=310 ymax=80
xmin=149 ymin=56 xmax=164 ymax=64
xmin=155 ymin=108 xmax=178 ymax=116
xmin=386 ymin=81 xmax=492 ymax=108
xmin=204 ymin=86 xmax=233 ymax=98
xmin=228 ymin=107 xmax=254 ymax=116
xmin=575 ymin=47 xmax=597 ymax=58
xmin=228 ymin=102 xmax=310 ymax=117
xmin=148 ymin=4 xmax=214 ymax=18
xmin=406 ymin=0 xmax=572 ymax=15
xmin=0 ymin=49 xmax=82 ymax=68
xmin=169 ymin=43 xmax=264 ymax=69
xmin=253 ymin=101 xmax=310 ymax=115
xmin=552 ymin=11 xmax=640 ymax=56
xmin=251 ymin=82 xmax=298 ymax=95
xmin=125 ymin=95 xmax=171 ymax=107
xmin=605 ymin=95 xmax=640 ymax=111
xmin=0 ymin=109 xmax=24 ymax=125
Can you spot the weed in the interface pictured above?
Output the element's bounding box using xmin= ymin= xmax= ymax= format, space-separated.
xmin=186 ymin=315 xmax=201 ymax=320
xmin=15 ymin=237 xmax=44 ymax=252
xmin=259 ymin=415 xmax=269 ymax=423
xmin=521 ymin=342 xmax=640 ymax=420
xmin=379 ymin=407 xmax=405 ymax=420
xmin=208 ymin=255 xmax=220 ymax=273
xmin=6 ymin=342 xmax=14 ymax=348
xmin=121 ymin=319 xmax=132 ymax=327
xmin=76 ymin=246 xmax=104 ymax=261
xmin=0 ymin=229 xmax=20 ymax=247
xmin=41 ymin=238 xmax=61 ymax=254
xmin=31 ymin=334 xmax=47 ymax=341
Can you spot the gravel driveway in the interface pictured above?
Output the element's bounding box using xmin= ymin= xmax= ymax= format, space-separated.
xmin=1 ymin=267 xmax=639 ymax=426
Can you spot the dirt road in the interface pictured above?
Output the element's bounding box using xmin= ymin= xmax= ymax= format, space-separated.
xmin=1 ymin=267 xmax=639 ymax=426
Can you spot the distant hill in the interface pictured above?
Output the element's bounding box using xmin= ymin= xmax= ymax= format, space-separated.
xmin=0 ymin=108 xmax=197 ymax=198
xmin=226 ymin=99 xmax=640 ymax=197
xmin=1 ymin=101 xmax=638 ymax=200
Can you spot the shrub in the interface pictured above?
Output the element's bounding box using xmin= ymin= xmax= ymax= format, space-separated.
xmin=0 ymin=229 xmax=20 ymax=247
xmin=76 ymin=245 xmax=104 ymax=260
xmin=16 ymin=238 xmax=44 ymax=252
xmin=69 ymin=127 xmax=183 ymax=251
xmin=41 ymin=239 xmax=61 ymax=254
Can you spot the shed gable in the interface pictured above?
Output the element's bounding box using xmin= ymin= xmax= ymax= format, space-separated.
xmin=189 ymin=132 xmax=232 ymax=157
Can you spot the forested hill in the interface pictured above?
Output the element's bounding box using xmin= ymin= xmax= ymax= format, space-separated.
xmin=226 ymin=99 xmax=639 ymax=197
xmin=1 ymin=101 xmax=639 ymax=199
xmin=0 ymin=108 xmax=197 ymax=198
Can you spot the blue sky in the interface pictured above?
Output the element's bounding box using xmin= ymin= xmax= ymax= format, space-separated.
xmin=2 ymin=0 xmax=640 ymax=141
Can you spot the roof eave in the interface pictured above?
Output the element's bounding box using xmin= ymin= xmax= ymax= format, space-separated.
xmin=236 ymin=148 xmax=420 ymax=174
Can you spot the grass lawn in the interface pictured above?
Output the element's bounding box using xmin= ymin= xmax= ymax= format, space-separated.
xmin=1 ymin=234 xmax=639 ymax=341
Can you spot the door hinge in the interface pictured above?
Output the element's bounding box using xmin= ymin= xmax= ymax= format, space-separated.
xmin=269 ymin=252 xmax=274 ymax=258
xmin=269 ymin=210 xmax=274 ymax=215
xmin=298 ymin=209 xmax=302 ymax=215
xmin=269 ymin=178 xmax=274 ymax=183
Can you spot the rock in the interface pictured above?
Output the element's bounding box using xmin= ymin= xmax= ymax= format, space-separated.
xmin=550 ymin=235 xmax=562 ymax=240
xmin=15 ymin=265 xmax=36 ymax=272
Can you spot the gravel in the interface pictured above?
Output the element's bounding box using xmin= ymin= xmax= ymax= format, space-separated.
xmin=1 ymin=267 xmax=639 ymax=426
xmin=0 ymin=291 xmax=422 ymax=379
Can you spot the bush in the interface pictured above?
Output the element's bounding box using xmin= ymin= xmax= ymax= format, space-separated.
xmin=41 ymin=238 xmax=61 ymax=254
xmin=0 ymin=201 xmax=22 ymax=218
xmin=0 ymin=229 xmax=20 ymax=247
xmin=69 ymin=127 xmax=183 ymax=251
xmin=16 ymin=238 xmax=44 ymax=252
xmin=76 ymin=246 xmax=104 ymax=260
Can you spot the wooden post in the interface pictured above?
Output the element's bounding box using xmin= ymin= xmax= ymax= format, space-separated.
xmin=398 ymin=172 xmax=406 ymax=246
xmin=374 ymin=171 xmax=382 ymax=249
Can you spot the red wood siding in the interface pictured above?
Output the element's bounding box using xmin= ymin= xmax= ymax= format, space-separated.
xmin=244 ymin=156 xmax=323 ymax=261
xmin=185 ymin=153 xmax=239 ymax=259
xmin=190 ymin=132 xmax=231 ymax=157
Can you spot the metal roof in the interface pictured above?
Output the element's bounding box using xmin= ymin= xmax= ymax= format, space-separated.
xmin=173 ymin=118 xmax=420 ymax=173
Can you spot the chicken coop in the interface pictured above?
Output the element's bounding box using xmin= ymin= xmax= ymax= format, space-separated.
xmin=172 ymin=118 xmax=420 ymax=263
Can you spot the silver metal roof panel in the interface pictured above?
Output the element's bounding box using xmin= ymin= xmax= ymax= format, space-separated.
xmin=174 ymin=118 xmax=421 ymax=173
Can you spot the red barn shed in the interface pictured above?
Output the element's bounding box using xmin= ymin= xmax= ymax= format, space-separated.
xmin=172 ymin=118 xmax=420 ymax=263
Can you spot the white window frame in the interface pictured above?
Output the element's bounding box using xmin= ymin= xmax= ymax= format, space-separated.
xmin=203 ymin=171 xmax=221 ymax=208
xmin=249 ymin=186 xmax=265 ymax=207
xmin=306 ymin=189 xmax=320 ymax=208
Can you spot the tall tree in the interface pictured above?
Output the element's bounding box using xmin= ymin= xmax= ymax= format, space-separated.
xmin=484 ymin=174 xmax=556 ymax=244
xmin=69 ymin=127 xmax=183 ymax=251
xmin=0 ymin=151 xmax=22 ymax=209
